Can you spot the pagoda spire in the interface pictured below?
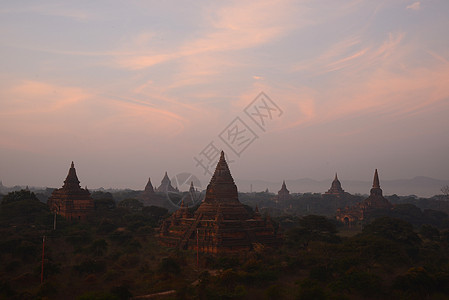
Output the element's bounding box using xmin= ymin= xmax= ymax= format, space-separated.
xmin=144 ymin=177 xmax=154 ymax=193
xmin=203 ymin=151 xmax=238 ymax=203
xmin=210 ymin=151 xmax=235 ymax=185
xmin=335 ymin=173 xmax=338 ymax=181
xmin=63 ymin=161 xmax=81 ymax=189
xmin=370 ymin=169 xmax=382 ymax=196
xmin=372 ymin=169 xmax=380 ymax=188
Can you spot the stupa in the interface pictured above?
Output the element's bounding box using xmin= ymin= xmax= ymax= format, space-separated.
xmin=336 ymin=169 xmax=392 ymax=226
xmin=139 ymin=177 xmax=174 ymax=210
xmin=275 ymin=180 xmax=291 ymax=203
xmin=47 ymin=162 xmax=94 ymax=221
xmin=324 ymin=173 xmax=345 ymax=197
xmin=155 ymin=172 xmax=178 ymax=193
xmin=159 ymin=151 xmax=281 ymax=253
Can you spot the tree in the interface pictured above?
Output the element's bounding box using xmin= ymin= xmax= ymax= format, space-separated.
xmin=1 ymin=190 xmax=39 ymax=204
xmin=90 ymin=239 xmax=108 ymax=256
xmin=286 ymin=215 xmax=340 ymax=249
xmin=117 ymin=198 xmax=143 ymax=212
xmin=441 ymin=185 xmax=449 ymax=199
xmin=420 ymin=224 xmax=439 ymax=241
xmin=362 ymin=217 xmax=421 ymax=246
xmin=0 ymin=191 xmax=51 ymax=226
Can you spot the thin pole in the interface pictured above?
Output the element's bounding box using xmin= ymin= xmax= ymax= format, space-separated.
xmin=196 ymin=228 xmax=199 ymax=269
xmin=41 ymin=235 xmax=45 ymax=283
xmin=53 ymin=212 xmax=56 ymax=230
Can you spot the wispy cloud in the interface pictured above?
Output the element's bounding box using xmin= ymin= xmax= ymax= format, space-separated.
xmin=113 ymin=0 xmax=305 ymax=71
xmin=406 ymin=2 xmax=421 ymax=11
xmin=0 ymin=3 xmax=92 ymax=21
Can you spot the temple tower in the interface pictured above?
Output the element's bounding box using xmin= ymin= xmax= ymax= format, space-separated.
xmin=276 ymin=180 xmax=291 ymax=202
xmin=47 ymin=162 xmax=94 ymax=221
xmin=336 ymin=169 xmax=392 ymax=226
xmin=324 ymin=173 xmax=345 ymax=196
xmin=160 ymin=151 xmax=281 ymax=253
xmin=156 ymin=172 xmax=178 ymax=193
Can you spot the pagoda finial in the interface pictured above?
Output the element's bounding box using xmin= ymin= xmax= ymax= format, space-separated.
xmin=335 ymin=173 xmax=338 ymax=180
xmin=210 ymin=151 xmax=234 ymax=184
xmin=63 ymin=161 xmax=81 ymax=189
xmin=373 ymin=169 xmax=380 ymax=188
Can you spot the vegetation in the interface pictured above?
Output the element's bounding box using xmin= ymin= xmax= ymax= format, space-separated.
xmin=1 ymin=190 xmax=449 ymax=299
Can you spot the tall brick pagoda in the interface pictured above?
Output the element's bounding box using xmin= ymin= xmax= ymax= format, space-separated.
xmin=336 ymin=169 xmax=392 ymax=226
xmin=159 ymin=151 xmax=281 ymax=253
xmin=48 ymin=162 xmax=94 ymax=221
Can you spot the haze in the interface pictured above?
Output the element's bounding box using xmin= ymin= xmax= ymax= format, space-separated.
xmin=1 ymin=1 xmax=448 ymax=192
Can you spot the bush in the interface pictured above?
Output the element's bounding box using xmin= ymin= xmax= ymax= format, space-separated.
xmin=158 ymin=257 xmax=181 ymax=275
xmin=73 ymin=259 xmax=106 ymax=275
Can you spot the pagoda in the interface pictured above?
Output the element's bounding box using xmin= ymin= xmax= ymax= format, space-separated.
xmin=159 ymin=151 xmax=281 ymax=254
xmin=324 ymin=173 xmax=345 ymax=197
xmin=275 ymin=180 xmax=291 ymax=203
xmin=139 ymin=177 xmax=174 ymax=210
xmin=47 ymin=162 xmax=94 ymax=221
xmin=336 ymin=169 xmax=392 ymax=226
xmin=143 ymin=177 xmax=155 ymax=196
xmin=155 ymin=172 xmax=178 ymax=193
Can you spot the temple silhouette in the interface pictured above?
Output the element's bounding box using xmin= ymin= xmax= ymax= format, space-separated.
xmin=155 ymin=172 xmax=179 ymax=193
xmin=336 ymin=169 xmax=393 ymax=226
xmin=159 ymin=151 xmax=282 ymax=253
xmin=275 ymin=180 xmax=291 ymax=203
xmin=138 ymin=177 xmax=176 ymax=210
xmin=324 ymin=173 xmax=345 ymax=197
xmin=47 ymin=162 xmax=94 ymax=221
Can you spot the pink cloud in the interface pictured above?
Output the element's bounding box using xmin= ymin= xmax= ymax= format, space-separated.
xmin=113 ymin=0 xmax=307 ymax=71
xmin=406 ymin=2 xmax=421 ymax=11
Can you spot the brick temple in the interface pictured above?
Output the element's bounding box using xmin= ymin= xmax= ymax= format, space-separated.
xmin=138 ymin=177 xmax=175 ymax=210
xmin=275 ymin=180 xmax=291 ymax=203
xmin=324 ymin=173 xmax=346 ymax=197
xmin=159 ymin=151 xmax=282 ymax=253
xmin=336 ymin=169 xmax=393 ymax=226
xmin=48 ymin=162 xmax=94 ymax=221
xmin=155 ymin=172 xmax=179 ymax=193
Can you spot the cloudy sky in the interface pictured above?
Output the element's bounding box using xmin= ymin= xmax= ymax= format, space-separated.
xmin=1 ymin=0 xmax=448 ymax=192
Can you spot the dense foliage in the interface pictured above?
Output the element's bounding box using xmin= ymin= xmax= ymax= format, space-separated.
xmin=1 ymin=190 xmax=449 ymax=299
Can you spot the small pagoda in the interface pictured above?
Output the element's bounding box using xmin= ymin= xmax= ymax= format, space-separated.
xmin=275 ymin=180 xmax=291 ymax=203
xmin=336 ymin=169 xmax=392 ymax=226
xmin=139 ymin=177 xmax=175 ymax=210
xmin=324 ymin=173 xmax=345 ymax=197
xmin=155 ymin=172 xmax=178 ymax=193
xmin=159 ymin=151 xmax=281 ymax=254
xmin=47 ymin=162 xmax=94 ymax=221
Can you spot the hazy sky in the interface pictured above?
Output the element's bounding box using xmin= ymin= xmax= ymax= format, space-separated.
xmin=1 ymin=0 xmax=448 ymax=192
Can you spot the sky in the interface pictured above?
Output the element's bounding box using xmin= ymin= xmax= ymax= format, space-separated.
xmin=1 ymin=0 xmax=448 ymax=193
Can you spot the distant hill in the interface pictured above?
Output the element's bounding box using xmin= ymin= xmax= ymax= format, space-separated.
xmin=235 ymin=176 xmax=449 ymax=198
